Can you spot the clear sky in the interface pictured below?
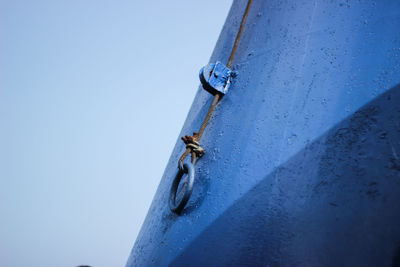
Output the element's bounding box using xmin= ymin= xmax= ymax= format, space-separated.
xmin=0 ymin=1 xmax=232 ymax=266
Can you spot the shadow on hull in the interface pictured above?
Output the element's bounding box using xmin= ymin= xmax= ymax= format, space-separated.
xmin=171 ymin=84 xmax=400 ymax=267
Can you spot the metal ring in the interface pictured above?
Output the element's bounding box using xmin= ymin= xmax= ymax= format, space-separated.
xmin=169 ymin=162 xmax=195 ymax=214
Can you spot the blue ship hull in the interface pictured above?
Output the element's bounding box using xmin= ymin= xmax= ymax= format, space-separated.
xmin=127 ymin=0 xmax=400 ymax=266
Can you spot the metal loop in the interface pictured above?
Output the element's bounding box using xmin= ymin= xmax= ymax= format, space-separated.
xmin=169 ymin=162 xmax=195 ymax=214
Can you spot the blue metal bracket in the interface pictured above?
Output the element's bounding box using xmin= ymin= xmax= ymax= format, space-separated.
xmin=199 ymin=61 xmax=233 ymax=95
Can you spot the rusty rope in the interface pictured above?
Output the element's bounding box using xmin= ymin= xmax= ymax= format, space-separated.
xmin=178 ymin=0 xmax=253 ymax=168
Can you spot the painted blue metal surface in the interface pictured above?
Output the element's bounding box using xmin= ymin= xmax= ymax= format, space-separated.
xmin=127 ymin=0 xmax=400 ymax=266
xmin=199 ymin=61 xmax=232 ymax=95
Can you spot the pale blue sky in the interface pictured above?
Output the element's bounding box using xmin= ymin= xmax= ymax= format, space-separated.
xmin=0 ymin=1 xmax=232 ymax=266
